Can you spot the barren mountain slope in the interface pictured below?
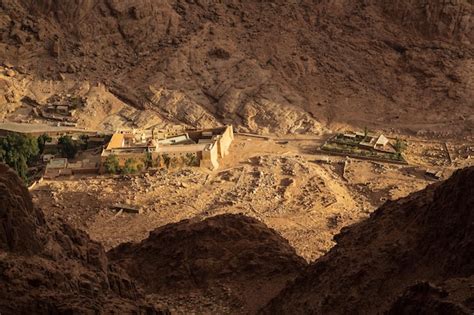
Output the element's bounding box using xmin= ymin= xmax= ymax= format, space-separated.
xmin=0 ymin=0 xmax=473 ymax=135
xmin=108 ymin=214 xmax=307 ymax=313
xmin=261 ymin=166 xmax=474 ymax=314
xmin=0 ymin=163 xmax=161 ymax=314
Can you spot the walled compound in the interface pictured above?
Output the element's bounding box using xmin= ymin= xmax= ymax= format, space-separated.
xmin=100 ymin=125 xmax=234 ymax=172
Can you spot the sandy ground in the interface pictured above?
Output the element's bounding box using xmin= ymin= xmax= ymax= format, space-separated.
xmin=31 ymin=134 xmax=473 ymax=262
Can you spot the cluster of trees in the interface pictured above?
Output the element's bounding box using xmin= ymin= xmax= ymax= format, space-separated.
xmin=144 ymin=152 xmax=198 ymax=169
xmin=183 ymin=153 xmax=199 ymax=166
xmin=0 ymin=133 xmax=40 ymax=181
xmin=103 ymin=152 xmax=200 ymax=174
xmin=103 ymin=154 xmax=143 ymax=175
xmin=103 ymin=154 xmax=120 ymax=174
xmin=0 ymin=133 xmax=85 ymax=182
xmin=161 ymin=153 xmax=198 ymax=168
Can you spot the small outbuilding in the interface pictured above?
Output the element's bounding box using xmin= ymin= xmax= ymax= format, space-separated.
xmin=374 ymin=134 xmax=389 ymax=149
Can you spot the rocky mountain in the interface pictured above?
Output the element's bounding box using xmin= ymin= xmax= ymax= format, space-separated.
xmin=0 ymin=163 xmax=162 ymax=314
xmin=262 ymin=166 xmax=474 ymax=314
xmin=108 ymin=214 xmax=306 ymax=313
xmin=1 ymin=159 xmax=473 ymax=313
xmin=0 ymin=0 xmax=473 ymax=135
xmin=0 ymin=161 xmax=306 ymax=313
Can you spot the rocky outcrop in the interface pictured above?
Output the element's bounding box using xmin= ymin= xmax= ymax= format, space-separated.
xmin=388 ymin=281 xmax=474 ymax=315
xmin=0 ymin=0 xmax=472 ymax=135
xmin=0 ymin=163 xmax=163 ymax=314
xmin=2 ymin=149 xmax=474 ymax=313
xmin=261 ymin=166 xmax=474 ymax=314
xmin=0 ymin=163 xmax=45 ymax=254
xmin=108 ymin=214 xmax=307 ymax=313
xmin=379 ymin=0 xmax=473 ymax=43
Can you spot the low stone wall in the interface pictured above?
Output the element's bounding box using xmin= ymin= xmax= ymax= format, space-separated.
xmin=316 ymin=149 xmax=408 ymax=165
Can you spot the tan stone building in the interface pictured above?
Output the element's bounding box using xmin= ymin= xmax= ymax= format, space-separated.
xmin=100 ymin=125 xmax=234 ymax=173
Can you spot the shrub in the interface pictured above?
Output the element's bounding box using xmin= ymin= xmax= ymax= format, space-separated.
xmin=394 ymin=138 xmax=407 ymax=153
xmin=183 ymin=153 xmax=199 ymax=166
xmin=162 ymin=154 xmax=171 ymax=168
xmin=169 ymin=156 xmax=179 ymax=168
xmin=104 ymin=154 xmax=120 ymax=174
xmin=122 ymin=158 xmax=137 ymax=174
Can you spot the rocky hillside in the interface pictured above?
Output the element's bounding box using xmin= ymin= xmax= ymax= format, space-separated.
xmin=1 ymin=153 xmax=473 ymax=313
xmin=0 ymin=163 xmax=162 ymax=314
xmin=0 ymin=0 xmax=473 ymax=135
xmin=262 ymin=166 xmax=474 ymax=314
xmin=108 ymin=214 xmax=306 ymax=313
xmin=0 ymin=161 xmax=306 ymax=313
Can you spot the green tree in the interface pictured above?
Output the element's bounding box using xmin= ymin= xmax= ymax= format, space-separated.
xmin=363 ymin=126 xmax=369 ymax=140
xmin=104 ymin=154 xmax=120 ymax=174
xmin=37 ymin=133 xmax=52 ymax=154
xmin=144 ymin=152 xmax=154 ymax=168
xmin=162 ymin=154 xmax=171 ymax=168
xmin=58 ymin=135 xmax=78 ymax=159
xmin=394 ymin=138 xmax=407 ymax=154
xmin=0 ymin=133 xmax=39 ymax=181
xmin=183 ymin=153 xmax=198 ymax=166
xmin=136 ymin=163 xmax=143 ymax=171
xmin=122 ymin=158 xmax=137 ymax=174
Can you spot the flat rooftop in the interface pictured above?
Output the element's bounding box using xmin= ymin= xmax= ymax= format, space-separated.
xmin=106 ymin=133 xmax=125 ymax=150
xmin=0 ymin=122 xmax=96 ymax=135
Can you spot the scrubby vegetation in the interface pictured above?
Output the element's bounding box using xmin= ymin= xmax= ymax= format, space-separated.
xmin=183 ymin=153 xmax=199 ymax=166
xmin=103 ymin=154 xmax=120 ymax=174
xmin=322 ymin=134 xmax=407 ymax=163
xmin=162 ymin=154 xmax=171 ymax=168
xmin=144 ymin=152 xmax=157 ymax=168
xmin=122 ymin=158 xmax=138 ymax=174
xmin=394 ymin=138 xmax=407 ymax=154
xmin=103 ymin=156 xmax=143 ymax=175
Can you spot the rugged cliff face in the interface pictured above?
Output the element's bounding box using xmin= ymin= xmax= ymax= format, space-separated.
xmin=0 ymin=161 xmax=306 ymax=314
xmin=1 ymin=154 xmax=474 ymax=313
xmin=379 ymin=0 xmax=473 ymax=42
xmin=261 ymin=166 xmax=474 ymax=314
xmin=0 ymin=163 xmax=161 ymax=314
xmin=0 ymin=163 xmax=45 ymax=254
xmin=108 ymin=214 xmax=307 ymax=313
xmin=0 ymin=0 xmax=472 ymax=135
